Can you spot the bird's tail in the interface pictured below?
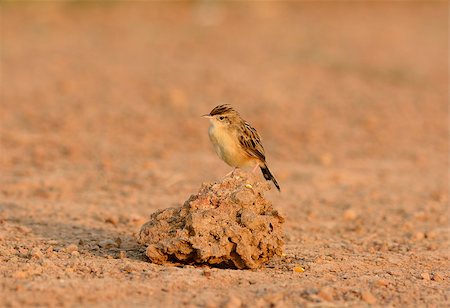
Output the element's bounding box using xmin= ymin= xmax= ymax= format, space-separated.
xmin=260 ymin=164 xmax=280 ymax=191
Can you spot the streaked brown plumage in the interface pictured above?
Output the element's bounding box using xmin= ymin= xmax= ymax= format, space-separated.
xmin=202 ymin=104 xmax=280 ymax=191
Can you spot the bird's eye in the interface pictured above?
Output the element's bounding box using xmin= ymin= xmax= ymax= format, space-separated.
xmin=219 ymin=116 xmax=225 ymax=120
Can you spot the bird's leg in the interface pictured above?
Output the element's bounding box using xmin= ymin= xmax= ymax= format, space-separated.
xmin=225 ymin=167 xmax=237 ymax=177
xmin=252 ymin=163 xmax=260 ymax=173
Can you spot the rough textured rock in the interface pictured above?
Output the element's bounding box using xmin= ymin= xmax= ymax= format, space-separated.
xmin=138 ymin=170 xmax=284 ymax=269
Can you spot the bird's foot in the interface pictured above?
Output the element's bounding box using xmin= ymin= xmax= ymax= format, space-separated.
xmin=225 ymin=167 xmax=238 ymax=177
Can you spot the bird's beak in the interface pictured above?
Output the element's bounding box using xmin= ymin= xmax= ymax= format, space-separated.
xmin=201 ymin=114 xmax=212 ymax=119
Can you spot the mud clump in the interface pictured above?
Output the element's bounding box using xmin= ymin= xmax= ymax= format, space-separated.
xmin=138 ymin=170 xmax=284 ymax=269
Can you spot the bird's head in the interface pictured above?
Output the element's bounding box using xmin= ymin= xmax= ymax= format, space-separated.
xmin=202 ymin=104 xmax=240 ymax=128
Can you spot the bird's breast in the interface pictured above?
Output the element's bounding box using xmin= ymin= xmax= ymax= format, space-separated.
xmin=208 ymin=125 xmax=252 ymax=168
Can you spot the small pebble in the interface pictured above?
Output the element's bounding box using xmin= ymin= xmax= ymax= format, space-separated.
xmin=413 ymin=211 xmax=427 ymax=221
xmin=376 ymin=279 xmax=389 ymax=287
xmin=361 ymin=291 xmax=377 ymax=304
xmin=115 ymin=237 xmax=122 ymax=248
xmin=123 ymin=264 xmax=134 ymax=273
xmin=224 ymin=295 xmax=242 ymax=308
xmin=66 ymin=244 xmax=78 ymax=253
xmin=431 ymin=272 xmax=443 ymax=282
xmin=71 ymin=251 xmax=80 ymax=257
xmin=427 ymin=243 xmax=438 ymax=250
xmin=118 ymin=251 xmax=127 ymax=259
xmin=421 ymin=272 xmax=430 ymax=281
xmin=128 ymin=214 xmax=146 ymax=226
xmin=18 ymin=247 xmax=28 ymax=256
xmin=318 ymin=287 xmax=334 ymax=302
xmin=56 ymin=247 xmax=66 ymax=253
xmin=30 ymin=248 xmax=44 ymax=260
xmin=387 ymin=269 xmax=402 ymax=276
xmin=98 ymin=239 xmax=118 ymax=249
xmin=426 ymin=230 xmax=438 ymax=239
xmin=343 ymin=209 xmax=357 ymax=221
xmin=105 ymin=216 xmax=119 ymax=226
xmin=414 ymin=232 xmax=425 ymax=240
xmin=12 ymin=271 xmax=28 ymax=279
xmin=203 ymin=269 xmax=211 ymax=278
xmin=41 ymin=259 xmax=55 ymax=268
xmin=319 ymin=153 xmax=333 ymax=166
xmin=17 ymin=226 xmax=32 ymax=234
xmin=387 ymin=256 xmax=402 ymax=265
xmin=293 ymin=265 xmax=305 ymax=273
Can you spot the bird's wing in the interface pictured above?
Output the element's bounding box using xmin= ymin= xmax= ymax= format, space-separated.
xmin=237 ymin=121 xmax=266 ymax=162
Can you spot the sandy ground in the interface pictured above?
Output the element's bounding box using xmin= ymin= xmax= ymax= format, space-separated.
xmin=0 ymin=2 xmax=448 ymax=307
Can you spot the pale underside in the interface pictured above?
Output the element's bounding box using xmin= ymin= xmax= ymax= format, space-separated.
xmin=208 ymin=125 xmax=260 ymax=168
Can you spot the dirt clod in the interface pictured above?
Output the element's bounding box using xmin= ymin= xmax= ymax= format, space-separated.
xmin=138 ymin=170 xmax=284 ymax=269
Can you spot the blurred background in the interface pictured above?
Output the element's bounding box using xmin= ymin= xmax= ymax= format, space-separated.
xmin=0 ymin=2 xmax=448 ymax=306
xmin=1 ymin=1 xmax=447 ymax=206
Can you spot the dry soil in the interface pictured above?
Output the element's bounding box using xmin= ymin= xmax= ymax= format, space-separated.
xmin=0 ymin=2 xmax=448 ymax=307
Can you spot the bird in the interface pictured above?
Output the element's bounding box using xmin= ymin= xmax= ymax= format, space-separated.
xmin=202 ymin=104 xmax=280 ymax=191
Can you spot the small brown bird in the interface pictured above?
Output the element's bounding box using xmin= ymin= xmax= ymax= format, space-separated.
xmin=202 ymin=104 xmax=280 ymax=191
